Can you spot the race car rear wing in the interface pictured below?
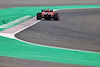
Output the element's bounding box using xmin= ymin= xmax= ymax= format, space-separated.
xmin=42 ymin=10 xmax=53 ymax=12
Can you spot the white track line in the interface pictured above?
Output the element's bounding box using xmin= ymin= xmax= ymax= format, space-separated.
xmin=0 ymin=17 xmax=40 ymax=39
xmin=0 ymin=8 xmax=100 ymax=54
xmin=0 ymin=16 xmax=32 ymax=28
xmin=16 ymin=35 xmax=100 ymax=54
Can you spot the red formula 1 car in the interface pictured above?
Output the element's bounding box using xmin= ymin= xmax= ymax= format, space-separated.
xmin=37 ymin=9 xmax=60 ymax=20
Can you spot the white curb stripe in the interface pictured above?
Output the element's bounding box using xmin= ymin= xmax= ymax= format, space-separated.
xmin=0 ymin=33 xmax=15 ymax=39
xmin=0 ymin=17 xmax=40 ymax=39
xmin=0 ymin=16 xmax=32 ymax=28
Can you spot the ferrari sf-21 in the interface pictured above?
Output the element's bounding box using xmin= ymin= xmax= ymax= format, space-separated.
xmin=37 ymin=9 xmax=60 ymax=20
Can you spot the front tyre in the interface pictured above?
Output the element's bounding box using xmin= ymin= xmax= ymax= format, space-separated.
xmin=54 ymin=13 xmax=60 ymax=20
xmin=37 ymin=13 xmax=42 ymax=20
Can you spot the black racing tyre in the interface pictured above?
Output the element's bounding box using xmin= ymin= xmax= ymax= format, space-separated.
xmin=37 ymin=13 xmax=42 ymax=20
xmin=54 ymin=13 xmax=60 ymax=20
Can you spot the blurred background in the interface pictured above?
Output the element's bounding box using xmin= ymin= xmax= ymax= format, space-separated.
xmin=0 ymin=0 xmax=100 ymax=9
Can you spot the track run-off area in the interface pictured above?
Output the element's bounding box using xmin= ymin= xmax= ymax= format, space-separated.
xmin=0 ymin=5 xmax=100 ymax=67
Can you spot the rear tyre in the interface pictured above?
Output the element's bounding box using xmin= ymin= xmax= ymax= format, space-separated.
xmin=37 ymin=13 xmax=42 ymax=20
xmin=54 ymin=13 xmax=60 ymax=20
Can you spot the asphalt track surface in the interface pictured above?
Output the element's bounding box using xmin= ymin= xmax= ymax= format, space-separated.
xmin=0 ymin=56 xmax=91 ymax=67
xmin=16 ymin=9 xmax=100 ymax=52
xmin=15 ymin=9 xmax=100 ymax=67
xmin=1 ymin=0 xmax=100 ymax=67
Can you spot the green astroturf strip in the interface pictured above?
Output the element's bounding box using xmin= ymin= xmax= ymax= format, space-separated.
xmin=0 ymin=15 xmax=32 ymax=31
xmin=0 ymin=5 xmax=100 ymax=66
xmin=0 ymin=5 xmax=100 ymax=26
xmin=0 ymin=5 xmax=100 ymax=31
xmin=0 ymin=5 xmax=100 ymax=30
xmin=0 ymin=36 xmax=100 ymax=66
xmin=0 ymin=16 xmax=32 ymax=31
